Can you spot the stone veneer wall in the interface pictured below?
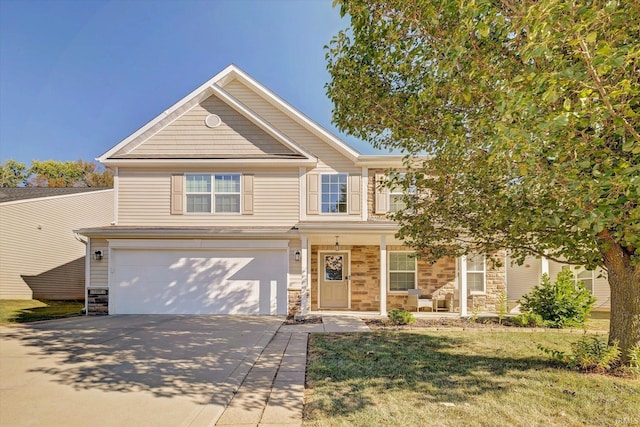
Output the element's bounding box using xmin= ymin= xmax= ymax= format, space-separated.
xmin=87 ymin=288 xmax=109 ymax=315
xmin=288 ymin=290 xmax=302 ymax=316
xmin=468 ymin=251 xmax=507 ymax=312
xmin=310 ymin=244 xmax=456 ymax=312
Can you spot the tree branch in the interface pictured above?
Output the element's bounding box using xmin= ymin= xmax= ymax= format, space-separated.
xmin=578 ymin=37 xmax=640 ymax=143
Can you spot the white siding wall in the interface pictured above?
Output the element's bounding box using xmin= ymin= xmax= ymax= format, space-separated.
xmin=0 ymin=191 xmax=114 ymax=299
xmin=117 ymin=168 xmax=300 ymax=226
xmin=506 ymin=256 xmax=542 ymax=302
xmin=507 ymin=256 xmax=611 ymax=310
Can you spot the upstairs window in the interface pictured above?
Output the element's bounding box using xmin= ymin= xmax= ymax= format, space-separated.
xmin=388 ymin=173 xmax=416 ymax=214
xmin=186 ymin=174 xmax=240 ymax=213
xmin=321 ymin=174 xmax=347 ymax=213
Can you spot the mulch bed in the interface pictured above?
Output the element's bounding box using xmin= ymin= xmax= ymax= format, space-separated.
xmin=364 ymin=317 xmax=512 ymax=330
xmin=284 ymin=315 xmax=323 ymax=325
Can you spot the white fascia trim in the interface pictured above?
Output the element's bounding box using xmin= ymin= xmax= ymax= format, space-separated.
xmin=0 ymin=189 xmax=114 ymax=207
xmin=226 ymin=67 xmax=361 ymax=162
xmin=209 ymin=85 xmax=317 ymax=162
xmin=100 ymin=158 xmax=317 ymax=168
xmin=107 ymin=239 xmax=289 ymax=250
xmin=297 ymin=223 xmax=399 ymax=233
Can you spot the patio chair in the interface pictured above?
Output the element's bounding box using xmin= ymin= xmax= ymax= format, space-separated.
xmin=407 ymin=289 xmax=434 ymax=312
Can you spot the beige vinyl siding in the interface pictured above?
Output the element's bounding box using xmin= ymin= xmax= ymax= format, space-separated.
xmin=116 ymin=94 xmax=295 ymax=157
xmin=508 ymin=258 xmax=611 ymax=310
xmin=288 ymin=239 xmax=302 ymax=290
xmin=117 ymin=168 xmax=299 ymax=226
xmin=549 ymin=261 xmax=610 ymax=310
xmin=224 ymin=80 xmax=359 ymax=173
xmin=89 ymin=239 xmax=109 ymax=288
xmin=506 ymin=256 xmax=542 ymax=302
xmin=0 ymin=190 xmax=113 ymax=299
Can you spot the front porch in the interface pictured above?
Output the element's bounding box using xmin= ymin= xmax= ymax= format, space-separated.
xmin=292 ymin=225 xmax=507 ymax=317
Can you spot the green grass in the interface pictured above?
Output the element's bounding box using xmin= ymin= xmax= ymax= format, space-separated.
xmin=0 ymin=299 xmax=84 ymax=325
xmin=305 ymin=331 xmax=639 ymax=426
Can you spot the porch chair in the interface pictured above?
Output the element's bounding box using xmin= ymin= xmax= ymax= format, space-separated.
xmin=407 ymin=289 xmax=434 ymax=312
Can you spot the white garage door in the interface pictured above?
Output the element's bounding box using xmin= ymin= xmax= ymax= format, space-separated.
xmin=110 ymin=248 xmax=288 ymax=315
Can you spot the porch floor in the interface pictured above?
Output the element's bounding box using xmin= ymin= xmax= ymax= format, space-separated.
xmin=308 ymin=310 xmax=461 ymax=319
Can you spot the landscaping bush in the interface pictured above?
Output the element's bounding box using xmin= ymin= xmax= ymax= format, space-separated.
xmin=388 ymin=308 xmax=415 ymax=325
xmin=511 ymin=312 xmax=544 ymax=327
xmin=539 ymin=335 xmax=621 ymax=373
xmin=519 ymin=271 xmax=595 ymax=328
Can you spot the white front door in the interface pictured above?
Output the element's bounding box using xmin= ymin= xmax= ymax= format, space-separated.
xmin=319 ymin=252 xmax=349 ymax=308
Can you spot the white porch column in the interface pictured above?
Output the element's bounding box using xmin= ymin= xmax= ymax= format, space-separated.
xmin=380 ymin=235 xmax=387 ymax=316
xmin=460 ymin=255 xmax=468 ymax=316
xmin=541 ymin=256 xmax=550 ymax=277
xmin=300 ymin=235 xmax=309 ymax=315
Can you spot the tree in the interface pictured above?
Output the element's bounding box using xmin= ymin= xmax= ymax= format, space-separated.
xmin=28 ymin=159 xmax=113 ymax=187
xmin=0 ymin=160 xmax=28 ymax=187
xmin=326 ymin=0 xmax=639 ymax=361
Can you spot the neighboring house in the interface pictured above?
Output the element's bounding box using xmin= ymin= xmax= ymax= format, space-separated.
xmin=0 ymin=188 xmax=114 ymax=300
xmin=507 ymin=256 xmax=610 ymax=311
xmin=77 ymin=65 xmax=507 ymax=316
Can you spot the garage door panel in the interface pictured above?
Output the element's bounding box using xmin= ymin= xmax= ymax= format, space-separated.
xmin=111 ymin=249 xmax=287 ymax=315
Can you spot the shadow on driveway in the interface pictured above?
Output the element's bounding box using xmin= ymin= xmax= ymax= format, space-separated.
xmin=0 ymin=315 xmax=283 ymax=426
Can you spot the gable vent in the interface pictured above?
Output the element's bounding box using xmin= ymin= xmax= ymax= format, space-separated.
xmin=205 ymin=114 xmax=222 ymax=128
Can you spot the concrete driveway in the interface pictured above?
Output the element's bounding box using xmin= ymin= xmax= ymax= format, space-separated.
xmin=0 ymin=315 xmax=283 ymax=427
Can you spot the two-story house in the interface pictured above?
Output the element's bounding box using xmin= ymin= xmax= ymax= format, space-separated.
xmin=78 ymin=65 xmax=506 ymax=316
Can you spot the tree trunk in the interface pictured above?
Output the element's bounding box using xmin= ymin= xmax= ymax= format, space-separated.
xmin=601 ymin=235 xmax=640 ymax=365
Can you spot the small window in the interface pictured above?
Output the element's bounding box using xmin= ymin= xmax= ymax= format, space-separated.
xmin=562 ymin=266 xmax=594 ymax=293
xmin=467 ymin=254 xmax=486 ymax=294
xmin=389 ymin=252 xmax=416 ymax=291
xmin=186 ymin=174 xmax=240 ymax=213
xmin=321 ymin=174 xmax=347 ymax=213
xmin=389 ymin=173 xmax=416 ymax=214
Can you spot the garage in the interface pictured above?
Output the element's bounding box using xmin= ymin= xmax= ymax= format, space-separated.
xmin=109 ymin=243 xmax=288 ymax=315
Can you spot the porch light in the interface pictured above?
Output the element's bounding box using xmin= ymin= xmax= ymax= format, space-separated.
xmin=335 ymin=236 xmax=340 ymax=251
xmin=93 ymin=250 xmax=103 ymax=261
xmin=294 ymin=250 xmax=301 ymax=261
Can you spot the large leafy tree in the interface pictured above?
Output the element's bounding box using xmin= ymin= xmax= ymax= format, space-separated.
xmin=27 ymin=159 xmax=114 ymax=187
xmin=327 ymin=0 xmax=639 ymax=360
xmin=0 ymin=160 xmax=28 ymax=187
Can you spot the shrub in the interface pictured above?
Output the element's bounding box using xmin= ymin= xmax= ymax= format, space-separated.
xmin=519 ymin=271 xmax=595 ymax=328
xmin=539 ymin=335 xmax=621 ymax=373
xmin=388 ymin=308 xmax=416 ymax=325
xmin=511 ymin=312 xmax=544 ymax=327
xmin=570 ymin=335 xmax=621 ymax=372
xmin=626 ymin=345 xmax=640 ymax=376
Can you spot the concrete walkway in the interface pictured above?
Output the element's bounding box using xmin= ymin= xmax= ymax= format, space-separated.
xmin=216 ymin=316 xmax=370 ymax=426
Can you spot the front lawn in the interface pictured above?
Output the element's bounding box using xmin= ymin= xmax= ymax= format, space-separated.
xmin=305 ymin=331 xmax=639 ymax=426
xmin=0 ymin=299 xmax=84 ymax=325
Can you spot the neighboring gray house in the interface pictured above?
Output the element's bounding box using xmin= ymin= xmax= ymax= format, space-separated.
xmin=0 ymin=188 xmax=113 ymax=300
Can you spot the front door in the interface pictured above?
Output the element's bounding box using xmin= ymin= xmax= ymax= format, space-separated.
xmin=319 ymin=252 xmax=349 ymax=308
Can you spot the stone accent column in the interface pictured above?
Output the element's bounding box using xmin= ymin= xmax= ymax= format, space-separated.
xmin=87 ymin=288 xmax=108 ymax=315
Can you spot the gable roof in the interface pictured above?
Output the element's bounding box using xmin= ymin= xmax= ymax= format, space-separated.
xmin=0 ymin=187 xmax=111 ymax=204
xmin=98 ymin=65 xmax=337 ymax=167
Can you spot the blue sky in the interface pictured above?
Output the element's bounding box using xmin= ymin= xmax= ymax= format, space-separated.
xmin=0 ymin=0 xmax=378 ymax=165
